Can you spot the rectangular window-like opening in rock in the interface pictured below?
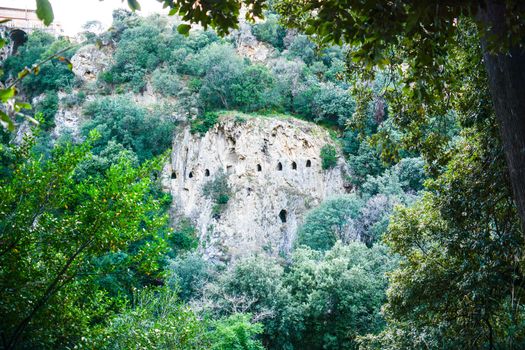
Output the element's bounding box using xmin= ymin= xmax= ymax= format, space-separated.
xmin=171 ymin=171 xmax=177 ymax=179
xmin=205 ymin=169 xmax=210 ymax=177
xmin=277 ymin=162 xmax=283 ymax=171
xmin=306 ymin=159 xmax=312 ymax=167
xmin=257 ymin=164 xmax=262 ymax=172
xmin=292 ymin=161 xmax=297 ymax=170
xmin=279 ymin=209 xmax=287 ymax=223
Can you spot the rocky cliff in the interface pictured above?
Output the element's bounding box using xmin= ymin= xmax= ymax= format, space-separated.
xmin=163 ymin=113 xmax=350 ymax=262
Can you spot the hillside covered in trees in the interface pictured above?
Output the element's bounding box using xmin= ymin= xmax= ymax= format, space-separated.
xmin=1 ymin=1 xmax=525 ymax=349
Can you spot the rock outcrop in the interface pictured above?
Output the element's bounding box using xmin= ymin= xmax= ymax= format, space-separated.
xmin=71 ymin=44 xmax=111 ymax=82
xmin=163 ymin=114 xmax=350 ymax=262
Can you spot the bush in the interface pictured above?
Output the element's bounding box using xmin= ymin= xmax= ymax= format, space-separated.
xmin=84 ymin=287 xmax=209 ymax=349
xmin=168 ymin=252 xmax=213 ymax=301
xmin=320 ymin=144 xmax=338 ymax=169
xmin=151 ymin=66 xmax=181 ymax=96
xmin=82 ymin=96 xmax=175 ymax=161
xmin=311 ymin=82 xmax=355 ymax=127
xmin=348 ymin=142 xmax=385 ymax=187
xmin=251 ymin=14 xmax=286 ymax=50
xmin=190 ymin=112 xmax=219 ymax=135
xmin=203 ymin=170 xmax=231 ymax=218
xmin=231 ymin=64 xmax=279 ymax=112
xmin=198 ymin=243 xmax=396 ymax=350
xmin=287 ymin=34 xmax=317 ymax=65
xmin=169 ymin=218 xmax=199 ymax=253
xmin=394 ymin=157 xmax=426 ymax=193
xmin=208 ymin=313 xmax=265 ymax=350
xmin=34 ymin=91 xmax=59 ymax=130
xmin=297 ymin=195 xmax=363 ymax=251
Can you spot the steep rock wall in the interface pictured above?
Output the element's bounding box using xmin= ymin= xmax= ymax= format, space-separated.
xmin=163 ymin=114 xmax=350 ymax=262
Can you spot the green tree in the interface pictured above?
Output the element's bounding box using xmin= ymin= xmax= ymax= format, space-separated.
xmin=297 ymin=195 xmax=363 ymax=251
xmin=286 ymin=243 xmax=397 ymax=350
xmin=320 ymin=144 xmax=337 ymax=170
xmin=2 ymin=31 xmax=75 ymax=98
xmin=251 ymin=13 xmax=286 ymax=50
xmin=202 ymin=170 xmax=232 ymax=218
xmin=231 ymin=64 xmax=278 ymax=112
xmin=82 ymin=96 xmax=175 ymax=162
xmin=84 ymin=287 xmax=209 ymax=350
xmin=208 ymin=313 xmax=265 ymax=350
xmin=0 ymin=132 xmax=168 ymax=349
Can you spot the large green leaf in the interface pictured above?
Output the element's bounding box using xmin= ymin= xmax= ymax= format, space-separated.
xmin=0 ymin=110 xmax=14 ymax=131
xmin=36 ymin=0 xmax=54 ymax=26
xmin=0 ymin=87 xmax=15 ymax=103
xmin=127 ymin=0 xmax=141 ymax=11
xmin=177 ymin=24 xmax=191 ymax=35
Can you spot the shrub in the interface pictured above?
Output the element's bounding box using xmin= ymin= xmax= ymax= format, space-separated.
xmin=168 ymin=252 xmax=213 ymax=301
xmin=297 ymin=195 xmax=363 ymax=251
xmin=208 ymin=313 xmax=265 ymax=350
xmin=169 ymin=218 xmax=199 ymax=253
xmin=251 ymin=14 xmax=286 ymax=50
xmin=203 ymin=170 xmax=231 ymax=218
xmin=34 ymin=91 xmax=59 ymax=130
xmin=231 ymin=64 xmax=279 ymax=112
xmin=190 ymin=112 xmax=219 ymax=135
xmin=320 ymin=144 xmax=338 ymax=169
xmin=84 ymin=287 xmax=209 ymax=349
xmin=82 ymin=96 xmax=175 ymax=161
xmin=151 ymin=66 xmax=181 ymax=96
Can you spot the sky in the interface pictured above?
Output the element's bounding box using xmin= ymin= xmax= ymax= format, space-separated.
xmin=0 ymin=0 xmax=165 ymax=35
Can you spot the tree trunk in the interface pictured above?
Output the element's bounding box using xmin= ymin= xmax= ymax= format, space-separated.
xmin=480 ymin=0 xmax=525 ymax=234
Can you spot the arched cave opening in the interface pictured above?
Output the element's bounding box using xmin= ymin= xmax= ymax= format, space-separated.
xmin=205 ymin=169 xmax=210 ymax=177
xmin=171 ymin=171 xmax=177 ymax=179
xmin=306 ymin=159 xmax=312 ymax=168
xmin=277 ymin=162 xmax=283 ymax=171
xmin=279 ymin=209 xmax=287 ymax=223
xmin=257 ymin=164 xmax=262 ymax=172
xmin=188 ymin=171 xmax=194 ymax=179
xmin=292 ymin=161 xmax=297 ymax=170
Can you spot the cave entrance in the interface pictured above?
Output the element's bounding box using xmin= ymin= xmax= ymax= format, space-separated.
xmin=171 ymin=171 xmax=177 ymax=179
xmin=277 ymin=162 xmax=283 ymax=171
xmin=188 ymin=171 xmax=194 ymax=179
xmin=292 ymin=161 xmax=297 ymax=170
xmin=306 ymin=160 xmax=312 ymax=168
xmin=279 ymin=209 xmax=287 ymax=223
xmin=257 ymin=164 xmax=262 ymax=172
xmin=205 ymin=169 xmax=210 ymax=177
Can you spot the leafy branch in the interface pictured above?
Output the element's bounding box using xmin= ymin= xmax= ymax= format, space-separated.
xmin=0 ymin=43 xmax=77 ymax=131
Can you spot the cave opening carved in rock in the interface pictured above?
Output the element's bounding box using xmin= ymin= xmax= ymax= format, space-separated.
xmin=171 ymin=171 xmax=177 ymax=179
xmin=277 ymin=162 xmax=283 ymax=171
xmin=306 ymin=159 xmax=312 ymax=167
xmin=279 ymin=209 xmax=287 ymax=223
xmin=188 ymin=171 xmax=194 ymax=178
xmin=257 ymin=164 xmax=262 ymax=172
xmin=292 ymin=161 xmax=297 ymax=170
xmin=205 ymin=169 xmax=210 ymax=177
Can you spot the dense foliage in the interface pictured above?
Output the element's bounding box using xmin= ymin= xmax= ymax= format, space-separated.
xmin=172 ymin=242 xmax=395 ymax=350
xmin=6 ymin=1 xmax=525 ymax=349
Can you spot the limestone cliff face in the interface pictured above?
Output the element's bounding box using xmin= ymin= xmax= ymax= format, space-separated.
xmin=163 ymin=114 xmax=350 ymax=262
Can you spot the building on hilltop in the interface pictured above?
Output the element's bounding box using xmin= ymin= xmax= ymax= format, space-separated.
xmin=0 ymin=6 xmax=63 ymax=35
xmin=0 ymin=6 xmax=64 ymax=59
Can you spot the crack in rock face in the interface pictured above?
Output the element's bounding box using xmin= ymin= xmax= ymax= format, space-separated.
xmin=163 ymin=114 xmax=349 ymax=262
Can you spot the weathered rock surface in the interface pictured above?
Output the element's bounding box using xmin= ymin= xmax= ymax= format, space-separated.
xmin=71 ymin=45 xmax=111 ymax=82
xmin=163 ymin=114 xmax=350 ymax=262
